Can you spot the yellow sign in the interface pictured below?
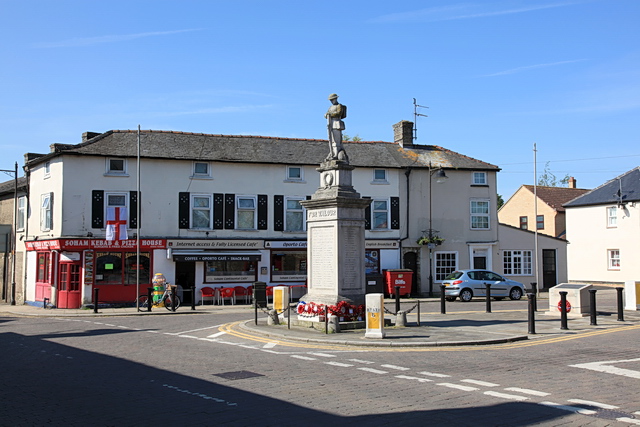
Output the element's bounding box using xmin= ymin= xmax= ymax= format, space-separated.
xmin=367 ymin=311 xmax=380 ymax=329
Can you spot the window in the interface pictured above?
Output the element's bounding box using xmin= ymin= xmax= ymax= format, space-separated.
xmin=373 ymin=169 xmax=387 ymax=182
xmin=36 ymin=252 xmax=50 ymax=282
xmin=40 ymin=193 xmax=52 ymax=231
xmin=192 ymin=162 xmax=211 ymax=177
xmin=503 ymin=250 xmax=533 ymax=275
xmin=365 ymin=250 xmax=380 ymax=274
xmin=191 ymin=195 xmax=212 ymax=229
xmin=205 ymin=259 xmax=257 ymax=283
xmin=607 ymin=206 xmax=617 ymax=228
xmin=237 ymin=196 xmax=257 ymax=230
xmin=105 ymin=192 xmax=128 ymax=228
xmin=470 ymin=199 xmax=490 ymax=229
xmin=95 ymin=251 xmax=150 ymax=284
xmin=44 ymin=161 xmax=51 ymax=178
xmin=472 ymin=172 xmax=487 ymax=185
xmin=372 ymin=199 xmax=389 ymax=230
xmin=608 ymin=249 xmax=620 ymax=270
xmin=285 ymin=197 xmax=304 ymax=232
xmin=17 ymin=196 xmax=26 ymax=230
xmin=435 ymin=252 xmax=458 ymax=281
xmin=286 ymin=166 xmax=303 ymax=181
xmin=271 ymin=250 xmax=307 ymax=280
xmin=519 ymin=216 xmax=528 ymax=230
xmin=106 ymin=158 xmax=126 ymax=174
xmin=536 ymin=215 xmax=544 ymax=230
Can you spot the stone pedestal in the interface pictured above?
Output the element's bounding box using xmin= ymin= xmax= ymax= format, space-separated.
xmin=299 ymin=160 xmax=371 ymax=307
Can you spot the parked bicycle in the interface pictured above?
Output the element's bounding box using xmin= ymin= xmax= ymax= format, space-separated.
xmin=137 ymin=284 xmax=181 ymax=311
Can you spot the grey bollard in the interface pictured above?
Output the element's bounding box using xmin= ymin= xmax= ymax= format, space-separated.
xmin=395 ymin=310 xmax=407 ymax=327
xmin=267 ymin=309 xmax=280 ymax=325
xmin=328 ymin=315 xmax=340 ymax=333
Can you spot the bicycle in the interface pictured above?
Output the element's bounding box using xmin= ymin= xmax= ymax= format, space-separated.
xmin=136 ymin=284 xmax=181 ymax=311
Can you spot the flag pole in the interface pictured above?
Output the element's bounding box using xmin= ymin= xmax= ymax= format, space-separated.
xmin=533 ymin=143 xmax=539 ymax=297
xmin=136 ymin=125 xmax=141 ymax=309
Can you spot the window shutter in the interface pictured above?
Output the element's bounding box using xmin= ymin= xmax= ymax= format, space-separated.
xmin=91 ymin=190 xmax=104 ymax=228
xmin=129 ymin=191 xmax=140 ymax=229
xmin=390 ymin=196 xmax=400 ymax=229
xmin=257 ymin=195 xmax=268 ymax=230
xmin=364 ymin=196 xmax=372 ymax=230
xmin=224 ymin=194 xmax=235 ymax=229
xmin=274 ymin=195 xmax=284 ymax=231
xmin=49 ymin=192 xmax=54 ymax=230
xmin=178 ymin=192 xmax=190 ymax=229
xmin=213 ymin=193 xmax=224 ymax=229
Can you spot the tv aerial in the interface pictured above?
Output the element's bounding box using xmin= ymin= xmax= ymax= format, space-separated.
xmin=413 ymin=98 xmax=428 ymax=142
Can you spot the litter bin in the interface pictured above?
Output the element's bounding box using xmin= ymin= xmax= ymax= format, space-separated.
xmin=384 ymin=269 xmax=413 ymax=297
xmin=366 ymin=273 xmax=384 ymax=294
xmin=253 ymin=281 xmax=267 ymax=308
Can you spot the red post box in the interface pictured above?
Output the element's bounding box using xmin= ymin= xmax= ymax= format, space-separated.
xmin=384 ymin=269 xmax=413 ymax=297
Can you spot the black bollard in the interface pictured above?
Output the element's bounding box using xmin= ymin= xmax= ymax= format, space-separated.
xmin=559 ymin=291 xmax=568 ymax=330
xmin=589 ymin=289 xmax=597 ymax=326
xmin=288 ymin=304 xmax=291 ymax=330
xmin=530 ymin=282 xmax=538 ymax=311
xmin=485 ymin=283 xmax=492 ymax=313
xmin=147 ymin=287 xmax=153 ymax=312
xmin=395 ymin=285 xmax=401 ymax=314
xmin=171 ymin=286 xmax=176 ymax=312
xmin=191 ymin=285 xmax=196 ymax=311
xmin=325 ymin=306 xmax=329 ymax=334
xmin=440 ymin=284 xmax=446 ymax=314
xmin=417 ymin=300 xmax=421 ymax=326
xmin=616 ymin=287 xmax=624 ymax=321
xmin=93 ymin=288 xmax=100 ymax=313
xmin=254 ymin=298 xmax=258 ymax=325
xmin=527 ymin=293 xmax=536 ymax=334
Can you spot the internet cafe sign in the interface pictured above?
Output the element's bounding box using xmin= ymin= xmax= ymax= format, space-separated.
xmin=167 ymin=239 xmax=264 ymax=250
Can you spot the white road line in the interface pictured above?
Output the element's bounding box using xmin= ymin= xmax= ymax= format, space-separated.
xmin=348 ymin=359 xmax=375 ymax=364
xmin=567 ymin=399 xmax=618 ymax=410
xmin=179 ymin=335 xmax=198 ymax=339
xmin=290 ymin=355 xmax=316 ymax=361
xmin=381 ymin=364 xmax=410 ymax=371
xmin=437 ymin=383 xmax=479 ymax=392
xmin=617 ymin=417 xmax=640 ymax=425
xmin=324 ymin=361 xmax=354 ymax=367
xmin=147 ymin=330 xmax=160 ymax=334
xmin=504 ymin=387 xmax=550 ymax=397
xmin=462 ymin=379 xmax=499 ymax=387
xmin=358 ymin=367 xmax=388 ymax=375
xmin=104 ymin=324 xmax=116 ymax=327
xmin=239 ymin=345 xmax=257 ymax=349
xmin=539 ymin=401 xmax=597 ymax=415
xmin=634 ymin=411 xmax=640 ymax=416
xmin=118 ymin=325 xmax=130 ymax=329
xmin=207 ymin=331 xmax=227 ymax=338
xmin=396 ymin=375 xmax=433 ymax=383
xmin=484 ymin=391 xmax=528 ymax=401
xmin=419 ymin=371 xmax=450 ymax=378
xmin=570 ymin=358 xmax=640 ymax=380
xmin=308 ymin=352 xmax=337 ymax=358
xmin=263 ymin=342 xmax=278 ymax=349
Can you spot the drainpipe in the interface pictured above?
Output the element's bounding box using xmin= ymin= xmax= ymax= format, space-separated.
xmin=400 ymin=167 xmax=412 ymax=244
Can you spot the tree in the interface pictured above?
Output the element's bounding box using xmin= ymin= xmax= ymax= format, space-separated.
xmin=343 ymin=134 xmax=362 ymax=142
xmin=497 ymin=194 xmax=504 ymax=210
xmin=537 ymin=161 xmax=570 ymax=187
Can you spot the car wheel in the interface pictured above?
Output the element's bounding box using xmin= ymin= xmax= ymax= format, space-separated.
xmin=445 ymin=297 xmax=456 ymax=302
xmin=509 ymin=287 xmax=523 ymax=300
xmin=459 ymin=289 xmax=473 ymax=302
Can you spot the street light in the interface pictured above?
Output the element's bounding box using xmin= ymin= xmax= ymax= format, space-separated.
xmin=427 ymin=163 xmax=447 ymax=297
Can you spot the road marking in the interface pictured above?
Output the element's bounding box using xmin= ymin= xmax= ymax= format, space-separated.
xmin=570 ymin=358 xmax=640 ymax=380
xmin=396 ymin=375 xmax=433 ymax=382
xmin=437 ymin=383 xmax=478 ymax=392
xmin=484 ymin=391 xmax=528 ymax=401
xmin=617 ymin=417 xmax=640 ymax=425
xmin=504 ymin=387 xmax=550 ymax=397
xmin=163 ymin=384 xmax=236 ymax=406
xmin=358 ymin=367 xmax=388 ymax=374
xmin=324 ymin=361 xmax=354 ymax=367
xmin=207 ymin=331 xmax=227 ymax=338
xmin=308 ymin=352 xmax=337 ymax=358
xmin=173 ymin=325 xmax=224 ymax=335
xmin=567 ymin=399 xmax=618 ymax=410
xmin=381 ymin=364 xmax=410 ymax=371
xmin=348 ymin=359 xmax=375 ymax=364
xmin=290 ymin=355 xmax=316 ymax=361
xmin=263 ymin=342 xmax=278 ymax=349
xmin=104 ymin=323 xmax=115 ymax=327
xmin=462 ymin=379 xmax=499 ymax=387
xmin=539 ymin=401 xmax=597 ymax=415
xmin=419 ymin=371 xmax=450 ymax=378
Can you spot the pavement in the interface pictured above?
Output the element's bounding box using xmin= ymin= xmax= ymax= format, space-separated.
xmin=2 ymin=290 xmax=639 ymax=348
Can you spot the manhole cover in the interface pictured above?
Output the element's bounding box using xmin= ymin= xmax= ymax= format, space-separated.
xmin=213 ymin=370 xmax=264 ymax=380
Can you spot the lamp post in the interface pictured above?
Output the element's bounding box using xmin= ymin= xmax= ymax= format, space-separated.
xmin=427 ymin=163 xmax=447 ymax=297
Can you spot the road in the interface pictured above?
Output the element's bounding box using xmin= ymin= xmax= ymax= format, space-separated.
xmin=2 ymin=299 xmax=639 ymax=426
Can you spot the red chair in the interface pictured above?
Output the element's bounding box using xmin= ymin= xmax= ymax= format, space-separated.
xmin=234 ymin=286 xmax=249 ymax=304
xmin=200 ymin=286 xmax=216 ymax=305
xmin=219 ymin=287 xmax=235 ymax=305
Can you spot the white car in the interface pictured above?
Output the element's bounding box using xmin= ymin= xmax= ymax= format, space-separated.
xmin=442 ymin=270 xmax=525 ymax=302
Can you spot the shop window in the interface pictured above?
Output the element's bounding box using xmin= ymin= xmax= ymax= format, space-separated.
xmin=271 ymin=251 xmax=307 ymax=281
xmin=36 ymin=252 xmax=50 ymax=282
xmin=205 ymin=260 xmax=257 ymax=283
xmin=95 ymin=251 xmax=150 ymax=284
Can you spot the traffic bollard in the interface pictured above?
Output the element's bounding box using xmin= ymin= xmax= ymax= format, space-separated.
xmin=530 ymin=282 xmax=538 ymax=311
xmin=171 ymin=286 xmax=176 ymax=312
xmin=417 ymin=300 xmax=421 ymax=326
xmin=395 ymin=286 xmax=401 ymax=314
xmin=616 ymin=287 xmax=624 ymax=321
xmin=288 ymin=304 xmax=291 ymax=330
xmin=191 ymin=285 xmax=196 ymax=311
xmin=147 ymin=287 xmax=153 ymax=312
xmin=325 ymin=306 xmax=329 ymax=334
xmin=560 ymin=291 xmax=568 ymax=330
xmin=254 ymin=300 xmax=258 ymax=325
xmin=485 ymin=283 xmax=492 ymax=313
xmin=440 ymin=284 xmax=446 ymax=314
xmin=589 ymin=289 xmax=597 ymax=326
xmin=93 ymin=288 xmax=100 ymax=313
xmin=527 ymin=293 xmax=536 ymax=334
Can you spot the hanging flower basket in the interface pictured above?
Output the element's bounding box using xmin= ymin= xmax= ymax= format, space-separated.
xmin=417 ymin=235 xmax=445 ymax=246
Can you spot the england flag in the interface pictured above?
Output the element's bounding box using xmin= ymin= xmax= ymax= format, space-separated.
xmin=106 ymin=207 xmax=128 ymax=241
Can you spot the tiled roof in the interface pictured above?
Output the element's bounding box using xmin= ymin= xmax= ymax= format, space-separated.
xmin=564 ymin=167 xmax=640 ymax=207
xmin=522 ymin=185 xmax=590 ymax=212
xmin=0 ymin=176 xmax=27 ymax=196
xmin=26 ymin=130 xmax=500 ymax=171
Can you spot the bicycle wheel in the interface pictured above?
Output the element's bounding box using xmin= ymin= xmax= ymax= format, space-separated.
xmin=136 ymin=295 xmax=150 ymax=311
xmin=164 ymin=294 xmax=181 ymax=311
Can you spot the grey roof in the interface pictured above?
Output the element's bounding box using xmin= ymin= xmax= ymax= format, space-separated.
xmin=564 ymin=167 xmax=640 ymax=208
xmin=0 ymin=176 xmax=27 ymax=196
xmin=26 ymin=130 xmax=500 ymax=171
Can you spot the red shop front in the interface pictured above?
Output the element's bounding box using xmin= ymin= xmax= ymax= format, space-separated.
xmin=26 ymin=239 xmax=166 ymax=308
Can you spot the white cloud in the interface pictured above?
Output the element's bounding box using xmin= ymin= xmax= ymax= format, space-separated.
xmin=33 ymin=29 xmax=203 ymax=48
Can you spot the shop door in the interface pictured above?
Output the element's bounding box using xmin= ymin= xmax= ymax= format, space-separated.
xmin=542 ymin=249 xmax=557 ymax=289
xmin=58 ymin=263 xmax=82 ymax=309
xmin=175 ymin=261 xmax=196 ymax=304
xmin=403 ymin=252 xmax=418 ymax=296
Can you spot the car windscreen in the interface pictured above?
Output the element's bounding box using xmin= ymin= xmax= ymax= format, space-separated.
xmin=444 ymin=271 xmax=463 ymax=280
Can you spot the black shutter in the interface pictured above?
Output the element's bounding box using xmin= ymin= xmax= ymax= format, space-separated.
xmin=257 ymin=195 xmax=268 ymax=230
xmin=224 ymin=194 xmax=235 ymax=229
xmin=364 ymin=196 xmax=372 ymax=230
xmin=178 ymin=192 xmax=190 ymax=229
xmin=213 ymin=193 xmax=224 ymax=229
xmin=390 ymin=196 xmax=400 ymax=229
xmin=274 ymin=195 xmax=284 ymax=231
xmin=49 ymin=192 xmax=54 ymax=230
xmin=129 ymin=191 xmax=139 ymax=229
xmin=91 ymin=190 xmax=104 ymax=228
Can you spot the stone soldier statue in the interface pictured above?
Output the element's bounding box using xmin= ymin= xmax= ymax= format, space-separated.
xmin=325 ymin=93 xmax=348 ymax=162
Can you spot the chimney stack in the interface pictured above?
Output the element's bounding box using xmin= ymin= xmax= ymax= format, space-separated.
xmin=568 ymin=177 xmax=576 ymax=188
xmin=393 ymin=120 xmax=414 ymax=148
xmin=82 ymin=132 xmax=101 ymax=143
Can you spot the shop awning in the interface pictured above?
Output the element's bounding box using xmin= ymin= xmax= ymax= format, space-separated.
xmin=172 ymin=250 xmax=262 ymax=262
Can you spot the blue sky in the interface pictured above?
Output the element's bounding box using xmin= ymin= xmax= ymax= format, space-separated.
xmin=1 ymin=0 xmax=639 ymax=200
